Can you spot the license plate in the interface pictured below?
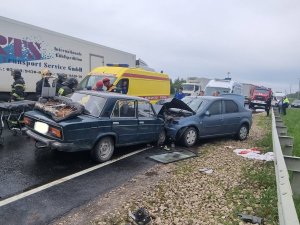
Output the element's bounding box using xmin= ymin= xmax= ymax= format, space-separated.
xmin=253 ymin=100 xmax=265 ymax=104
xmin=34 ymin=121 xmax=49 ymax=134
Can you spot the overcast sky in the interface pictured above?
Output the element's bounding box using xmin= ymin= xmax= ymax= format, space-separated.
xmin=2 ymin=0 xmax=300 ymax=93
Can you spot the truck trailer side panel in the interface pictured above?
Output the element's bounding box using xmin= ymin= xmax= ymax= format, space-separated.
xmin=0 ymin=16 xmax=136 ymax=97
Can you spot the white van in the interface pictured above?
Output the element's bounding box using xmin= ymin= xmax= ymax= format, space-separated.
xmin=204 ymin=78 xmax=243 ymax=96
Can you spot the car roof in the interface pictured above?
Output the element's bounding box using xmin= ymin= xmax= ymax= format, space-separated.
xmin=76 ymin=90 xmax=150 ymax=102
xmin=183 ymin=96 xmax=232 ymax=101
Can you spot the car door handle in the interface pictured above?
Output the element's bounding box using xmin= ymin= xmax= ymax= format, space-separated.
xmin=113 ymin=122 xmax=119 ymax=125
xmin=139 ymin=121 xmax=144 ymax=124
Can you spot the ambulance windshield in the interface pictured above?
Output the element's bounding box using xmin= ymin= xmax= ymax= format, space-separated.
xmin=78 ymin=75 xmax=117 ymax=91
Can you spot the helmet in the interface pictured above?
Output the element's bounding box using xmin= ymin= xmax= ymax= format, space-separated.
xmin=57 ymin=73 xmax=67 ymax=81
xmin=96 ymin=80 xmax=103 ymax=88
xmin=11 ymin=70 xmax=21 ymax=79
xmin=103 ymin=77 xmax=110 ymax=83
xmin=41 ymin=68 xmax=52 ymax=78
xmin=64 ymin=78 xmax=78 ymax=89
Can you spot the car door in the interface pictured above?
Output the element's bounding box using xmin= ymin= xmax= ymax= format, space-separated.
xmin=111 ymin=99 xmax=138 ymax=145
xmin=201 ymin=100 xmax=223 ymax=136
xmin=137 ymin=100 xmax=160 ymax=142
xmin=222 ymin=100 xmax=241 ymax=134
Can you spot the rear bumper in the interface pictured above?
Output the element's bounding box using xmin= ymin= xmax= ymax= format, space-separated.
xmin=26 ymin=129 xmax=79 ymax=152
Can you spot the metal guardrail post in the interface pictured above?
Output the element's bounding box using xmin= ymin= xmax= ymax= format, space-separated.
xmin=279 ymin=136 xmax=294 ymax=156
xmin=284 ymin=156 xmax=300 ymax=198
xmin=276 ymin=126 xmax=288 ymax=136
xmin=272 ymin=108 xmax=299 ymax=225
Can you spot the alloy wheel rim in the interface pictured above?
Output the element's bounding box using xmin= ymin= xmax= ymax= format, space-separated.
xmin=240 ymin=127 xmax=248 ymax=139
xmin=186 ymin=130 xmax=196 ymax=145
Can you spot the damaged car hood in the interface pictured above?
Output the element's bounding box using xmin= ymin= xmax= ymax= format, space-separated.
xmin=154 ymin=98 xmax=195 ymax=115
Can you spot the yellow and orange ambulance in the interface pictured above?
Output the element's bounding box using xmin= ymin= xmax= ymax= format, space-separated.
xmin=78 ymin=64 xmax=170 ymax=103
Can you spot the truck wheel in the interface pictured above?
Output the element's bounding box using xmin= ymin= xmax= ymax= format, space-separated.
xmin=236 ymin=124 xmax=249 ymax=141
xmin=91 ymin=137 xmax=114 ymax=163
xmin=181 ymin=127 xmax=197 ymax=147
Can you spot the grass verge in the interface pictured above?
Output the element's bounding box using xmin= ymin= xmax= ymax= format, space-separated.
xmin=281 ymin=108 xmax=300 ymax=220
xmin=282 ymin=108 xmax=300 ymax=157
xmin=226 ymin=114 xmax=278 ymax=225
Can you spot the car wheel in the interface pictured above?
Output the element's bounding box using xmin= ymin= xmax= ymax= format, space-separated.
xmin=181 ymin=127 xmax=197 ymax=147
xmin=91 ymin=137 xmax=114 ymax=163
xmin=157 ymin=129 xmax=166 ymax=146
xmin=236 ymin=124 xmax=249 ymax=141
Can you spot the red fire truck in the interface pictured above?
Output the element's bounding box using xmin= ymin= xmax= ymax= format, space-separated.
xmin=249 ymin=86 xmax=272 ymax=110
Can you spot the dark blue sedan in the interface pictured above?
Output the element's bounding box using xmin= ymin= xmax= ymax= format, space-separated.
xmin=24 ymin=91 xmax=166 ymax=162
xmin=158 ymin=96 xmax=252 ymax=147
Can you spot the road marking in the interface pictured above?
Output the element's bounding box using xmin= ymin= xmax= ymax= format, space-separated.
xmin=0 ymin=146 xmax=152 ymax=207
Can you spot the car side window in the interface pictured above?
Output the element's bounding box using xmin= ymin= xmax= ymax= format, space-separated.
xmin=224 ymin=100 xmax=239 ymax=113
xmin=208 ymin=101 xmax=222 ymax=115
xmin=138 ymin=101 xmax=155 ymax=118
xmin=111 ymin=100 xmax=136 ymax=118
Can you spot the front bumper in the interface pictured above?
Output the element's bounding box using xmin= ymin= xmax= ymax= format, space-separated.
xmin=26 ymin=129 xmax=78 ymax=152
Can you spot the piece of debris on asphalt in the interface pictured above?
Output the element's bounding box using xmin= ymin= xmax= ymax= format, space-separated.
xmin=238 ymin=213 xmax=264 ymax=224
xmin=199 ymin=167 xmax=214 ymax=174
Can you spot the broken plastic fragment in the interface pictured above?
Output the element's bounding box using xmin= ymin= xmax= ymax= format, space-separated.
xmin=199 ymin=168 xmax=214 ymax=174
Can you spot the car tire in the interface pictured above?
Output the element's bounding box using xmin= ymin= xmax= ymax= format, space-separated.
xmin=156 ymin=129 xmax=166 ymax=146
xmin=181 ymin=127 xmax=197 ymax=147
xmin=91 ymin=137 xmax=114 ymax=163
xmin=236 ymin=124 xmax=249 ymax=141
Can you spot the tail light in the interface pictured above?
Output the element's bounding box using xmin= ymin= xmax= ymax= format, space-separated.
xmin=49 ymin=126 xmax=62 ymax=139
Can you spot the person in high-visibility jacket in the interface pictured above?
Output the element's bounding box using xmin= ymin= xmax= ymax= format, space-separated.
xmin=282 ymin=96 xmax=290 ymax=115
xmin=11 ymin=70 xmax=26 ymax=101
xmin=58 ymin=78 xmax=78 ymax=96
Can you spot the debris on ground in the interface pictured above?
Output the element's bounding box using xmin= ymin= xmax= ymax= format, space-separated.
xmin=233 ymin=148 xmax=274 ymax=161
xmin=128 ymin=207 xmax=152 ymax=225
xmin=238 ymin=213 xmax=264 ymax=224
xmin=199 ymin=167 xmax=214 ymax=174
xmin=148 ymin=149 xmax=197 ymax=164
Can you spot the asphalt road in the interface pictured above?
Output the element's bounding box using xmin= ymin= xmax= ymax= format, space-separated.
xmin=0 ymin=129 xmax=164 ymax=225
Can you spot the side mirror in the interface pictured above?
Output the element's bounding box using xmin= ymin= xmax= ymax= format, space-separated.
xmin=205 ymin=111 xmax=210 ymax=117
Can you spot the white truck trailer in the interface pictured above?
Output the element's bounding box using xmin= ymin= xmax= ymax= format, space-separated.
xmin=241 ymin=83 xmax=256 ymax=104
xmin=0 ymin=16 xmax=136 ymax=100
xmin=181 ymin=77 xmax=210 ymax=96
xmin=204 ymin=78 xmax=243 ymax=96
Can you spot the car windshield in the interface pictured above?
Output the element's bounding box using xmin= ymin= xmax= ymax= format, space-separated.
xmin=182 ymin=84 xmax=195 ymax=91
xmin=78 ymin=75 xmax=117 ymax=91
xmin=70 ymin=93 xmax=106 ymax=117
xmin=182 ymin=97 xmax=209 ymax=113
xmin=205 ymin=87 xmax=230 ymax=96
xmin=254 ymin=89 xmax=269 ymax=94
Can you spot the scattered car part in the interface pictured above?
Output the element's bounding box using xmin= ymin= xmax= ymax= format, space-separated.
xmin=148 ymin=149 xmax=197 ymax=164
xmin=238 ymin=213 xmax=264 ymax=224
xmin=129 ymin=207 xmax=151 ymax=225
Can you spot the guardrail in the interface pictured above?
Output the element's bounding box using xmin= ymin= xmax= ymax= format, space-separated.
xmin=272 ymin=108 xmax=299 ymax=225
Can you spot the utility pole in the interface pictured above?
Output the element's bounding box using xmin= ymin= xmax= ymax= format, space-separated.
xmin=298 ymin=78 xmax=300 ymax=99
xmin=227 ymin=72 xmax=230 ymax=79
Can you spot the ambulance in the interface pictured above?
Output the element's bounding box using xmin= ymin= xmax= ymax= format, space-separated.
xmin=78 ymin=64 xmax=170 ymax=103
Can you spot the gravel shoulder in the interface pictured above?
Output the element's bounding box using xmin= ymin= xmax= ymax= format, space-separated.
xmin=52 ymin=113 xmax=273 ymax=225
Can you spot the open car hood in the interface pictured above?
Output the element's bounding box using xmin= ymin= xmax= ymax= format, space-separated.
xmin=154 ymin=98 xmax=195 ymax=115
